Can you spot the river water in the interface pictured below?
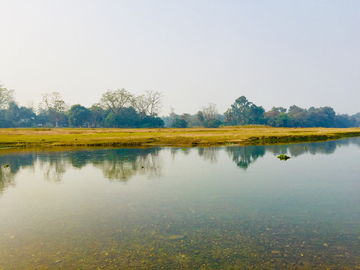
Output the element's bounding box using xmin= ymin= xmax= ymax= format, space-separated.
xmin=0 ymin=138 xmax=359 ymax=269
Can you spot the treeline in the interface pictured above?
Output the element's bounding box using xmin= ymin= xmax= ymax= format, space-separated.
xmin=0 ymin=83 xmax=164 ymax=128
xmin=1 ymin=82 xmax=359 ymax=128
xmin=164 ymin=96 xmax=360 ymax=128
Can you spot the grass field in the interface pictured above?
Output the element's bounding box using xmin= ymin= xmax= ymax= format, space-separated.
xmin=0 ymin=126 xmax=359 ymax=148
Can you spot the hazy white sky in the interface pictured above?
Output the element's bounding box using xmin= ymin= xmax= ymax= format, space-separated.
xmin=0 ymin=0 xmax=359 ymax=115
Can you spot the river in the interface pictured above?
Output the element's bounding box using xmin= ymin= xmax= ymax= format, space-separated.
xmin=0 ymin=138 xmax=359 ymax=269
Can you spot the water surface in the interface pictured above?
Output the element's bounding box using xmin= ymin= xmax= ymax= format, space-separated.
xmin=0 ymin=138 xmax=359 ymax=269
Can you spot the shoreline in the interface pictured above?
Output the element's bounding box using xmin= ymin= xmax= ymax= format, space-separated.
xmin=0 ymin=126 xmax=359 ymax=148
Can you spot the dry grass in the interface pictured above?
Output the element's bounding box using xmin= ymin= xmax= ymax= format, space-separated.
xmin=0 ymin=126 xmax=359 ymax=148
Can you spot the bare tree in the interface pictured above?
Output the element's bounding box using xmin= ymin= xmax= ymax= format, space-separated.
xmin=39 ymin=92 xmax=66 ymax=127
xmin=132 ymin=94 xmax=149 ymax=119
xmin=170 ymin=107 xmax=175 ymax=123
xmin=100 ymin=89 xmax=133 ymax=115
xmin=0 ymin=83 xmax=15 ymax=109
xmin=202 ymin=103 xmax=218 ymax=121
xmin=145 ymin=90 xmax=163 ymax=116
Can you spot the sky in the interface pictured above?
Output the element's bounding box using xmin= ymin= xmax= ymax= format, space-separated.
xmin=0 ymin=0 xmax=359 ymax=116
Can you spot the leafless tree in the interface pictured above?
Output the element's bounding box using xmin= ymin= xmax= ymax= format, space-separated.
xmin=0 ymin=83 xmax=15 ymax=109
xmin=100 ymin=89 xmax=133 ymax=115
xmin=145 ymin=90 xmax=163 ymax=116
xmin=132 ymin=94 xmax=149 ymax=119
xmin=202 ymin=103 xmax=218 ymax=121
xmin=39 ymin=92 xmax=66 ymax=127
xmin=170 ymin=107 xmax=175 ymax=123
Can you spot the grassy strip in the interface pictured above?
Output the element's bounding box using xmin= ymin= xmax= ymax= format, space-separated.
xmin=0 ymin=126 xmax=359 ymax=148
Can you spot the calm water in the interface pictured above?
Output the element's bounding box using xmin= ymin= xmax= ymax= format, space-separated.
xmin=0 ymin=138 xmax=359 ymax=269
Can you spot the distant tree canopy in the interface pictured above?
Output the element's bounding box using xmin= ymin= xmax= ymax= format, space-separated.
xmin=171 ymin=119 xmax=188 ymax=128
xmin=0 ymin=101 xmax=36 ymax=128
xmin=0 ymin=83 xmax=164 ymax=128
xmin=0 ymin=81 xmax=358 ymax=129
xmin=68 ymin=105 xmax=91 ymax=127
xmin=223 ymin=96 xmax=265 ymax=126
xmin=162 ymin=96 xmax=359 ymax=129
xmin=264 ymin=105 xmax=353 ymax=128
xmin=39 ymin=92 xmax=66 ymax=128
xmin=0 ymin=83 xmax=15 ymax=109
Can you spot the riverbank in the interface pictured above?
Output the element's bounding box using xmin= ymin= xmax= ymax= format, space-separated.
xmin=0 ymin=126 xmax=359 ymax=148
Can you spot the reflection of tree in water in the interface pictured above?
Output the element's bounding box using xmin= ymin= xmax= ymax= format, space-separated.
xmin=0 ymin=153 xmax=37 ymax=193
xmin=0 ymin=166 xmax=15 ymax=193
xmin=93 ymin=148 xmax=162 ymax=182
xmin=198 ymin=147 xmax=219 ymax=163
xmin=266 ymin=137 xmax=360 ymax=157
xmin=0 ymin=137 xmax=359 ymax=191
xmin=38 ymin=152 xmax=68 ymax=182
xmin=225 ymin=137 xmax=360 ymax=170
xmin=38 ymin=148 xmax=162 ymax=183
xmin=225 ymin=145 xmax=266 ymax=170
xmin=0 ymin=147 xmax=162 ymax=193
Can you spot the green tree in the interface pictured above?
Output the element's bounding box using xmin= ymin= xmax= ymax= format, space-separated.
xmin=248 ymin=104 xmax=265 ymax=124
xmin=231 ymin=96 xmax=252 ymax=125
xmin=225 ymin=96 xmax=265 ymax=126
xmin=275 ymin=113 xmax=292 ymax=127
xmin=105 ymin=107 xmax=139 ymax=128
xmin=204 ymin=119 xmax=223 ymax=128
xmin=171 ymin=119 xmax=188 ymax=128
xmin=196 ymin=111 xmax=204 ymax=126
xmin=68 ymin=104 xmax=91 ymax=127
xmin=141 ymin=116 xmax=165 ymax=128
xmin=89 ymin=104 xmax=105 ymax=127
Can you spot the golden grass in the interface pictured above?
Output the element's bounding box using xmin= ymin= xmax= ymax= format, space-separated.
xmin=0 ymin=126 xmax=358 ymax=148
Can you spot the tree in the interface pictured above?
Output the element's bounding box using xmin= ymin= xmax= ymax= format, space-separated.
xmin=100 ymin=89 xmax=133 ymax=115
xmin=202 ymin=103 xmax=218 ymax=122
xmin=145 ymin=90 xmax=163 ymax=116
xmin=141 ymin=116 xmax=165 ymax=128
xmin=225 ymin=96 xmax=265 ymax=126
xmin=39 ymin=92 xmax=66 ymax=127
xmin=132 ymin=94 xmax=149 ymax=119
xmin=231 ymin=96 xmax=252 ymax=125
xmin=68 ymin=104 xmax=91 ymax=127
xmin=248 ymin=104 xmax=265 ymax=124
xmin=0 ymin=83 xmax=15 ymax=109
xmin=105 ymin=107 xmax=139 ymax=128
xmin=205 ymin=119 xmax=223 ymax=128
xmin=275 ymin=113 xmax=292 ymax=127
xmin=170 ymin=107 xmax=176 ymax=123
xmin=171 ymin=119 xmax=188 ymax=128
xmin=5 ymin=102 xmax=20 ymax=125
xmin=196 ymin=111 xmax=204 ymax=126
xmin=89 ymin=103 xmax=105 ymax=127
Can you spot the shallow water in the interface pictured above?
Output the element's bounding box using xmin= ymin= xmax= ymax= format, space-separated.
xmin=0 ymin=138 xmax=359 ymax=269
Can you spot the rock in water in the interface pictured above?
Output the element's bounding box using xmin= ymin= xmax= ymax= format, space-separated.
xmin=277 ymin=154 xmax=291 ymax=161
xmin=169 ymin=235 xmax=185 ymax=240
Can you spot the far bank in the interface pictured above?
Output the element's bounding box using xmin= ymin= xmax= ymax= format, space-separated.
xmin=0 ymin=126 xmax=359 ymax=148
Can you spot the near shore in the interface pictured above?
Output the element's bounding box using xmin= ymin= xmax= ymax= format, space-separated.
xmin=0 ymin=126 xmax=359 ymax=148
